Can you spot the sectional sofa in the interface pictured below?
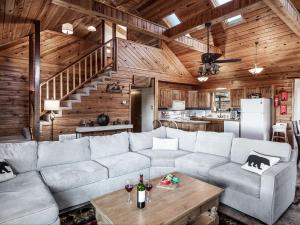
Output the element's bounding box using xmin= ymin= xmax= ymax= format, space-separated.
xmin=0 ymin=127 xmax=297 ymax=225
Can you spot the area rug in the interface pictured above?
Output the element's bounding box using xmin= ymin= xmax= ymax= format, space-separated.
xmin=60 ymin=172 xmax=300 ymax=225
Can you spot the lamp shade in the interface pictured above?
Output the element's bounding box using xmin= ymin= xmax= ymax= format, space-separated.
xmin=44 ymin=100 xmax=60 ymax=111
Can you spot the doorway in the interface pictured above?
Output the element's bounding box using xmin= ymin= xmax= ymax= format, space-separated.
xmin=130 ymin=77 xmax=155 ymax=132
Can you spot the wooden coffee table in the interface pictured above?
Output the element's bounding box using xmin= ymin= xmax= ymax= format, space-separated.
xmin=91 ymin=172 xmax=223 ymax=225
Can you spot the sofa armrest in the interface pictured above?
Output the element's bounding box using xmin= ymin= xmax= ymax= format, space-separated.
xmin=260 ymin=160 xmax=297 ymax=224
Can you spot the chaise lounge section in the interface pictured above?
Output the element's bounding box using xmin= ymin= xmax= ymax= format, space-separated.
xmin=0 ymin=127 xmax=297 ymax=225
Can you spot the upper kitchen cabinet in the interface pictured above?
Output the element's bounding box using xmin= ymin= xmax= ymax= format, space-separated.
xmin=230 ymin=89 xmax=245 ymax=108
xmin=198 ymin=92 xmax=211 ymax=108
xmin=172 ymin=90 xmax=186 ymax=101
xmin=159 ymin=89 xmax=172 ymax=108
xmin=187 ymin=91 xmax=199 ymax=108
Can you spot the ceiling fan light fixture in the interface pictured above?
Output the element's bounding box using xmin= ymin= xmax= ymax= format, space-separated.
xmin=62 ymin=23 xmax=73 ymax=35
xmin=197 ymin=76 xmax=209 ymax=82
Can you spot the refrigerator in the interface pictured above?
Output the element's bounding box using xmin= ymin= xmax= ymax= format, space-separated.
xmin=240 ymin=98 xmax=271 ymax=140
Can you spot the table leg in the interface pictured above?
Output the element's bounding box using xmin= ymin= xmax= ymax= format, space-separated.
xmin=209 ymin=206 xmax=219 ymax=225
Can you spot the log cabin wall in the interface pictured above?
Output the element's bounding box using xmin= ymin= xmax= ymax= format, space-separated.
xmin=0 ymin=31 xmax=98 ymax=138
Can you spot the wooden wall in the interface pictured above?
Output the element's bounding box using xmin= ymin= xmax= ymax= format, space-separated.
xmin=0 ymin=31 xmax=98 ymax=138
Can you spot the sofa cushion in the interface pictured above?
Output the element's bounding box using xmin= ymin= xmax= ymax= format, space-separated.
xmin=194 ymin=131 xmax=234 ymax=157
xmin=129 ymin=127 xmax=167 ymax=152
xmin=38 ymin=137 xmax=90 ymax=168
xmin=209 ymin=162 xmax=261 ymax=198
xmin=231 ymin=138 xmax=292 ymax=164
xmin=40 ymin=161 xmax=108 ymax=193
xmin=152 ymin=137 xmax=178 ymax=150
xmin=0 ymin=141 xmax=37 ymax=173
xmin=137 ymin=149 xmax=189 ymax=167
xmin=0 ymin=171 xmax=58 ymax=225
xmin=166 ymin=127 xmax=197 ymax=151
xmin=175 ymin=152 xmax=228 ymax=180
xmin=90 ymin=132 xmax=129 ymax=159
xmin=94 ymin=152 xmax=150 ymax=178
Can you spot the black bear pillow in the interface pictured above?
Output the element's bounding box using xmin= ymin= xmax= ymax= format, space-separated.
xmin=0 ymin=159 xmax=16 ymax=182
xmin=242 ymin=151 xmax=280 ymax=175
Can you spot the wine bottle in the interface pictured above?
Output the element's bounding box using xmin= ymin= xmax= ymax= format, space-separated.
xmin=137 ymin=174 xmax=146 ymax=209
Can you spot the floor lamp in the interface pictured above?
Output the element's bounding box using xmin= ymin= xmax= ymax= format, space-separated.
xmin=44 ymin=100 xmax=60 ymax=141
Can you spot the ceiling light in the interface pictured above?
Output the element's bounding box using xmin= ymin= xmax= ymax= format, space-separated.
xmin=197 ymin=76 xmax=209 ymax=82
xmin=62 ymin=23 xmax=73 ymax=35
xmin=87 ymin=26 xmax=96 ymax=32
xmin=216 ymin=88 xmax=227 ymax=90
xmin=248 ymin=42 xmax=264 ymax=76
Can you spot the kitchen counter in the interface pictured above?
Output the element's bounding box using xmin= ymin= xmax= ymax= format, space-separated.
xmin=189 ymin=117 xmax=240 ymax=122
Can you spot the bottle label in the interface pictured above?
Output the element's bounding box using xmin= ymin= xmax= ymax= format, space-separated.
xmin=138 ymin=190 xmax=145 ymax=202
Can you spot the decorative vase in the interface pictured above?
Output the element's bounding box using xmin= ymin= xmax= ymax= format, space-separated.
xmin=97 ymin=113 xmax=110 ymax=126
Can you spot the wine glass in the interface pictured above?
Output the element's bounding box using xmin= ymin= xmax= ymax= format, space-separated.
xmin=145 ymin=179 xmax=153 ymax=203
xmin=125 ymin=180 xmax=134 ymax=204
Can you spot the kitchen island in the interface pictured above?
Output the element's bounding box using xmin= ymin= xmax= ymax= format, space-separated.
xmin=160 ymin=119 xmax=211 ymax=131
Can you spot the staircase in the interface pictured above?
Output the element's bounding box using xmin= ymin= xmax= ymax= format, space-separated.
xmin=40 ymin=38 xmax=117 ymax=132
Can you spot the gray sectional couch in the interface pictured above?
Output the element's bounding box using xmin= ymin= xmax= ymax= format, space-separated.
xmin=0 ymin=127 xmax=297 ymax=225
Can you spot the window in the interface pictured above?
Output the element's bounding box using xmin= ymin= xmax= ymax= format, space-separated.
xmin=163 ymin=13 xmax=181 ymax=28
xmin=212 ymin=0 xmax=232 ymax=7
xmin=224 ymin=14 xmax=243 ymax=27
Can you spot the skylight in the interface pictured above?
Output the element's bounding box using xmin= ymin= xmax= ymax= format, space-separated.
xmin=225 ymin=14 xmax=243 ymax=26
xmin=163 ymin=13 xmax=181 ymax=28
xmin=212 ymin=0 xmax=232 ymax=7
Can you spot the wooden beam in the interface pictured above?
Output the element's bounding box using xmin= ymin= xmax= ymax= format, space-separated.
xmin=164 ymin=0 xmax=263 ymax=39
xmin=263 ymin=0 xmax=300 ymax=37
xmin=51 ymin=0 xmax=221 ymax=53
xmin=34 ymin=20 xmax=41 ymax=140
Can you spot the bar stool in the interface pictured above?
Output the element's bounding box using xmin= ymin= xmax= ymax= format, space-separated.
xmin=272 ymin=122 xmax=288 ymax=143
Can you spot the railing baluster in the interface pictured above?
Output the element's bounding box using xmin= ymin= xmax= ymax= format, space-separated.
xmin=53 ymin=77 xmax=56 ymax=99
xmin=95 ymin=50 xmax=98 ymax=73
xmin=67 ymin=69 xmax=69 ymax=93
xmin=79 ymin=62 xmax=81 ymax=84
xmin=85 ymin=57 xmax=87 ymax=81
xmin=104 ymin=46 xmax=107 ymax=67
xmin=46 ymin=81 xmax=49 ymax=99
xmin=73 ymin=65 xmax=75 ymax=90
xmin=90 ymin=54 xmax=92 ymax=77
xmin=60 ymin=73 xmax=63 ymax=99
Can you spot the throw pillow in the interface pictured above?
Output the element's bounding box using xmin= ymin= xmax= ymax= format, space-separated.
xmin=0 ymin=159 xmax=16 ymax=182
xmin=241 ymin=151 xmax=280 ymax=175
xmin=152 ymin=137 xmax=178 ymax=150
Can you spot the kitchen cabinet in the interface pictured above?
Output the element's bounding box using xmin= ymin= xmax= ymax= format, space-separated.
xmin=198 ymin=92 xmax=211 ymax=108
xmin=260 ymin=86 xmax=272 ymax=98
xmin=187 ymin=91 xmax=198 ymax=108
xmin=172 ymin=90 xmax=186 ymax=101
xmin=159 ymin=89 xmax=172 ymax=108
xmin=207 ymin=120 xmax=224 ymax=132
xmin=230 ymin=89 xmax=245 ymax=108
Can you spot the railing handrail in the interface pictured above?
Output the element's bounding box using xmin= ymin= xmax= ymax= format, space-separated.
xmin=41 ymin=39 xmax=114 ymax=86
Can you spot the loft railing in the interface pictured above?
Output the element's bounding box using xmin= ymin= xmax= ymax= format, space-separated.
xmin=40 ymin=38 xmax=118 ymax=114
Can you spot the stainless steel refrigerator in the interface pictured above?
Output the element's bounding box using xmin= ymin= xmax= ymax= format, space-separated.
xmin=240 ymin=98 xmax=271 ymax=140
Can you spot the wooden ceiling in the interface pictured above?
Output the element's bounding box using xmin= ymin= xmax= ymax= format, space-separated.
xmin=1 ymin=0 xmax=300 ymax=83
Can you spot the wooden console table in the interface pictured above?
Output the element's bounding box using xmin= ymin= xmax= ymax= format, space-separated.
xmin=75 ymin=124 xmax=133 ymax=138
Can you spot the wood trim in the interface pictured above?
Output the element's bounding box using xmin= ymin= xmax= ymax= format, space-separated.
xmin=164 ymin=0 xmax=263 ymax=39
xmin=263 ymin=0 xmax=300 ymax=37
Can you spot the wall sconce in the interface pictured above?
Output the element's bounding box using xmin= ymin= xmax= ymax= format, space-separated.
xmin=122 ymin=100 xmax=128 ymax=105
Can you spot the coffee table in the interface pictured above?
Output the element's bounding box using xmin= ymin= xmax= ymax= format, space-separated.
xmin=91 ymin=172 xmax=223 ymax=225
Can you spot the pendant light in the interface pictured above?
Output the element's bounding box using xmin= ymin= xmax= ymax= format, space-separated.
xmin=62 ymin=23 xmax=73 ymax=35
xmin=248 ymin=41 xmax=264 ymax=75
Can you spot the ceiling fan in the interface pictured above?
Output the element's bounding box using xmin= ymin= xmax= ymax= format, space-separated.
xmin=198 ymin=23 xmax=242 ymax=81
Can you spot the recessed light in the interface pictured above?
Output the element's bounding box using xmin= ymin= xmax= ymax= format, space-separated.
xmin=87 ymin=26 xmax=96 ymax=32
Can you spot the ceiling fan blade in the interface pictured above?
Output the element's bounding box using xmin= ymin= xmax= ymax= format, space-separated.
xmin=201 ymin=53 xmax=222 ymax=63
xmin=214 ymin=59 xmax=242 ymax=63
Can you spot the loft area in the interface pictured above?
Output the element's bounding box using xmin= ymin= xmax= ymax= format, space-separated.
xmin=0 ymin=1 xmax=300 ymax=225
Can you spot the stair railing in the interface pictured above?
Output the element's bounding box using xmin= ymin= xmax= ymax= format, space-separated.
xmin=40 ymin=38 xmax=118 ymax=114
